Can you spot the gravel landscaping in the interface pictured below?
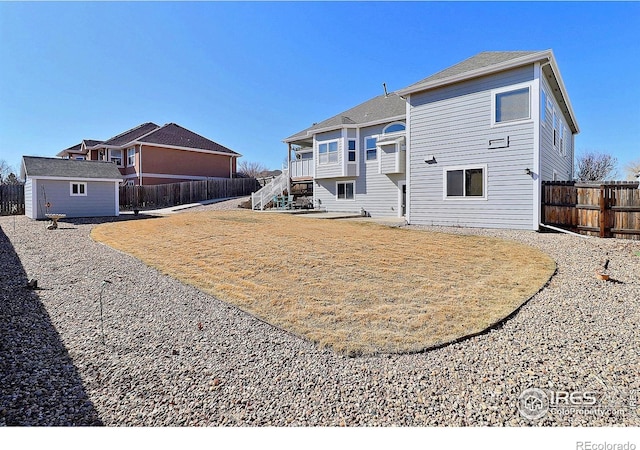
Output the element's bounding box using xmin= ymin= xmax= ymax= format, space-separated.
xmin=1 ymin=197 xmax=638 ymax=426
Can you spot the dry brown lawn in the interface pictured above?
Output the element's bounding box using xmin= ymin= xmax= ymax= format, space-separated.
xmin=91 ymin=210 xmax=555 ymax=355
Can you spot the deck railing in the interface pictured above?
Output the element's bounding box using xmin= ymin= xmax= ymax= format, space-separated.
xmin=290 ymin=159 xmax=314 ymax=179
xmin=251 ymin=168 xmax=289 ymax=210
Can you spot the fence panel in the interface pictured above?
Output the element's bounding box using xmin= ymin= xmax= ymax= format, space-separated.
xmin=542 ymin=181 xmax=640 ymax=240
xmin=0 ymin=184 xmax=25 ymax=216
xmin=119 ymin=178 xmax=259 ymax=210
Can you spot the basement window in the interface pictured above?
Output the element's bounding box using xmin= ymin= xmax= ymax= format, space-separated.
xmin=444 ymin=166 xmax=486 ymax=200
xmin=337 ymin=181 xmax=355 ymax=200
xmin=70 ymin=182 xmax=87 ymax=196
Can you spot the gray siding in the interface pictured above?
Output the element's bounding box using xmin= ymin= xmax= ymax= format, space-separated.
xmin=315 ymin=122 xmax=406 ymax=217
xmin=409 ymin=66 xmax=537 ymax=230
xmin=30 ymin=179 xmax=117 ymax=219
xmin=315 ymin=130 xmax=343 ymax=179
xmin=539 ymin=76 xmax=574 ymax=181
xmin=315 ymin=174 xmax=404 ymax=217
xmin=25 ymin=179 xmax=34 ymax=219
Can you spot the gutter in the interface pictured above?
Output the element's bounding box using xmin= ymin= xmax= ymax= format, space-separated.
xmin=539 ymin=223 xmax=590 ymax=238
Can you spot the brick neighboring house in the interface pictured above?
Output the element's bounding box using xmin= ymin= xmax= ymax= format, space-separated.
xmin=57 ymin=122 xmax=241 ymax=185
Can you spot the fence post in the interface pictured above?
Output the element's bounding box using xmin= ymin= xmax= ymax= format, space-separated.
xmin=599 ymin=185 xmax=607 ymax=238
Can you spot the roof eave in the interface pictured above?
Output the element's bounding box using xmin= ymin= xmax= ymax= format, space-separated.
xmin=546 ymin=52 xmax=580 ymax=134
xmin=397 ymin=50 xmax=553 ymax=96
xmin=283 ymin=113 xmax=407 ymax=144
xmin=133 ymin=141 xmax=240 ymax=157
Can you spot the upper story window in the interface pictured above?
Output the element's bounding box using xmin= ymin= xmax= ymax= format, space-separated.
xmin=365 ymin=137 xmax=377 ymax=161
xmin=382 ymin=123 xmax=405 ymax=134
xmin=127 ymin=147 xmax=135 ymax=166
xmin=347 ymin=139 xmax=356 ymax=162
xmin=110 ymin=149 xmax=123 ymax=166
xmin=493 ymin=84 xmax=530 ymax=125
xmin=318 ymin=140 xmax=338 ymax=165
xmin=540 ymin=89 xmax=547 ymax=123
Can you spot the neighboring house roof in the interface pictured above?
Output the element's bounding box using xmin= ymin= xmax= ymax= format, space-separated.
xmin=22 ymin=156 xmax=123 ymax=180
xmin=138 ymin=123 xmax=240 ymax=155
xmin=96 ymin=122 xmax=160 ymax=147
xmin=285 ymin=93 xmax=406 ymax=143
xmin=56 ymin=139 xmax=104 ymax=157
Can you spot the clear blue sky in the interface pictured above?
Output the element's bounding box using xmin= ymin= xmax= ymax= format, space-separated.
xmin=1 ymin=1 xmax=638 ymax=177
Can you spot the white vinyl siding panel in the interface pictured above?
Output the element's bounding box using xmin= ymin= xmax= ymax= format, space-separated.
xmin=24 ymin=179 xmax=34 ymax=218
xmin=409 ymin=66 xmax=536 ymax=230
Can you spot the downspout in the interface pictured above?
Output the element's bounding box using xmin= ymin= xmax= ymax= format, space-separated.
xmin=139 ymin=144 xmax=143 ymax=185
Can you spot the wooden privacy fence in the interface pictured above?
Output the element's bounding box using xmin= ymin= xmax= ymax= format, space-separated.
xmin=0 ymin=184 xmax=25 ymax=216
xmin=119 ymin=177 xmax=260 ymax=210
xmin=542 ymin=181 xmax=640 ymax=240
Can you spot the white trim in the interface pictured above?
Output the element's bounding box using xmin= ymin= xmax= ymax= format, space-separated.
xmin=364 ymin=135 xmax=379 ymax=162
xmin=108 ymin=148 xmax=124 ymax=167
xmin=89 ymin=141 xmax=241 ymax=158
xmin=283 ymin=114 xmax=406 ymax=143
xmin=135 ymin=142 xmax=240 ymax=157
xmin=442 ymin=164 xmax=488 ymax=201
xmin=397 ymin=50 xmax=552 ymax=96
xmin=491 ymin=82 xmax=533 ymax=128
xmin=28 ymin=175 xmax=123 ymax=182
xmin=317 ymin=139 xmax=340 ymax=166
xmin=382 ymin=122 xmax=406 ymax=134
xmin=398 ymin=180 xmax=406 ymax=218
xmin=126 ymin=147 xmax=136 ymax=167
xmin=70 ymin=182 xmax=87 ymax=196
xmin=335 ymin=180 xmax=356 ymax=201
xmin=532 ymin=63 xmax=542 ymax=231
xmin=405 ymin=94 xmax=411 ymax=224
xmin=121 ymin=172 xmax=229 ymax=181
xmin=547 ymin=53 xmax=580 ymax=133
xmin=114 ymin=182 xmax=120 ymax=216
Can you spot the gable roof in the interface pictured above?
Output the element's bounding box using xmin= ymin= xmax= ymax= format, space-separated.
xmin=285 ymin=93 xmax=406 ymax=143
xmin=138 ymin=123 xmax=240 ymax=155
xmin=22 ymin=156 xmax=123 ymax=180
xmin=96 ymin=122 xmax=160 ymax=147
xmin=400 ymin=51 xmax=542 ymax=93
xmin=398 ymin=49 xmax=578 ymax=133
xmin=56 ymin=139 xmax=104 ymax=157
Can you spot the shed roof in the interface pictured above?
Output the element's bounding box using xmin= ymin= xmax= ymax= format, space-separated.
xmin=22 ymin=156 xmax=123 ymax=180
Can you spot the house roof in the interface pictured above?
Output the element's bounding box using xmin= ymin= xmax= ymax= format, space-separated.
xmin=56 ymin=139 xmax=104 ymax=157
xmin=97 ymin=122 xmax=160 ymax=147
xmin=138 ymin=123 xmax=240 ymax=155
xmin=399 ymin=51 xmax=543 ymax=93
xmin=397 ymin=49 xmax=578 ymax=133
xmin=22 ymin=156 xmax=123 ymax=180
xmin=285 ymin=93 xmax=406 ymax=143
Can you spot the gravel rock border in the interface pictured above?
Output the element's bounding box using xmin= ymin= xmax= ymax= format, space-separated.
xmin=1 ymin=199 xmax=638 ymax=426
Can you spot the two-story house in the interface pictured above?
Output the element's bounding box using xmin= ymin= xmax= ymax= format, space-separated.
xmin=263 ymin=50 xmax=578 ymax=231
xmin=57 ymin=122 xmax=241 ymax=185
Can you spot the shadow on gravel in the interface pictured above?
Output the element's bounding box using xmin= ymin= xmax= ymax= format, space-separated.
xmin=0 ymin=225 xmax=102 ymax=426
